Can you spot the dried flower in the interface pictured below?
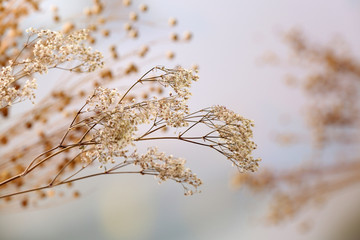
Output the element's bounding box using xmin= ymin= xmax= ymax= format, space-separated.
xmin=26 ymin=28 xmax=103 ymax=73
xmin=133 ymin=147 xmax=202 ymax=195
xmin=0 ymin=28 xmax=103 ymax=108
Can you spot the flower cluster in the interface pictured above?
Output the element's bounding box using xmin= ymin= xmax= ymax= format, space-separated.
xmin=26 ymin=28 xmax=104 ymax=73
xmin=148 ymin=96 xmax=190 ymax=128
xmin=67 ymin=67 xmax=260 ymax=195
xmin=0 ymin=60 xmax=260 ymax=199
xmin=132 ymin=147 xmax=202 ymax=195
xmin=180 ymin=105 xmax=260 ymax=172
xmin=86 ymin=89 xmax=148 ymax=165
xmin=84 ymin=67 xmax=199 ymax=164
xmin=0 ymin=0 xmax=260 ymax=206
xmin=210 ymin=105 xmax=260 ymax=172
xmin=0 ymin=65 xmax=37 ymax=107
xmin=86 ymin=95 xmax=191 ymax=165
xmin=158 ymin=66 xmax=199 ymax=99
xmin=0 ymin=28 xmax=103 ymax=107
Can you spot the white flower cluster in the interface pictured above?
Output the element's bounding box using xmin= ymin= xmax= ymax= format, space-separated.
xmin=132 ymin=147 xmax=202 ymax=195
xmin=86 ymin=96 xmax=188 ymax=164
xmin=85 ymin=88 xmax=141 ymax=164
xmin=25 ymin=28 xmax=103 ymax=73
xmin=0 ymin=28 xmax=103 ymax=107
xmin=77 ymin=67 xmax=260 ymax=194
xmin=85 ymin=67 xmax=199 ymax=164
xmin=148 ymin=97 xmax=189 ymax=128
xmin=158 ymin=66 xmax=199 ymax=99
xmin=0 ymin=65 xmax=37 ymax=107
xmin=82 ymin=80 xmax=201 ymax=193
xmin=210 ymin=105 xmax=261 ymax=172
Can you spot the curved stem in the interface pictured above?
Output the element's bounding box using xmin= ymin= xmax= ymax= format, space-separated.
xmin=0 ymin=171 xmax=149 ymax=199
xmin=118 ymin=67 xmax=156 ymax=104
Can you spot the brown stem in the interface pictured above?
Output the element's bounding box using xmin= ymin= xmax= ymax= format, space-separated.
xmin=118 ymin=67 xmax=156 ymax=104
xmin=0 ymin=171 xmax=150 ymax=199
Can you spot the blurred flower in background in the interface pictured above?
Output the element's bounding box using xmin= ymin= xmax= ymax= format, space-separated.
xmin=1 ymin=0 xmax=360 ymax=240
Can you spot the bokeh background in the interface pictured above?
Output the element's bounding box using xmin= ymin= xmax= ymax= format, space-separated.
xmin=1 ymin=0 xmax=360 ymax=239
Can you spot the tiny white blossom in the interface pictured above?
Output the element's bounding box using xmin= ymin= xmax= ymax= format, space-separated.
xmin=0 ymin=28 xmax=103 ymax=107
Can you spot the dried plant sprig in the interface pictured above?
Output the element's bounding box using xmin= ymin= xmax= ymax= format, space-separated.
xmin=187 ymin=106 xmax=260 ymax=172
xmin=0 ymin=66 xmax=260 ymax=199
xmin=132 ymin=147 xmax=202 ymax=196
xmin=0 ymin=0 xmax=201 ymax=208
xmin=283 ymin=29 xmax=360 ymax=147
xmin=236 ymin=30 xmax=360 ymax=227
xmin=0 ymin=0 xmax=41 ymax=66
xmin=0 ymin=28 xmax=103 ymax=108
xmin=0 ymin=65 xmax=37 ymax=107
xmin=26 ymin=28 xmax=103 ymax=73
xmin=233 ymin=160 xmax=360 ymax=224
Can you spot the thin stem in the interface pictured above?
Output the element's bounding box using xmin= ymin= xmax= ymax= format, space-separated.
xmin=49 ymin=152 xmax=82 ymax=186
xmin=136 ymin=136 xmax=214 ymax=148
xmin=118 ymin=67 xmax=156 ymax=104
xmin=26 ymin=146 xmax=75 ymax=174
xmin=0 ymin=145 xmax=75 ymax=187
xmin=59 ymin=97 xmax=92 ymax=146
xmin=0 ymin=171 xmax=147 ymax=199
xmin=138 ymin=124 xmax=166 ymax=139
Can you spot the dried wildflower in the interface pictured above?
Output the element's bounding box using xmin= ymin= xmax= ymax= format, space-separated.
xmin=0 ymin=64 xmax=260 ymax=201
xmin=84 ymin=67 xmax=198 ymax=164
xmin=133 ymin=147 xmax=202 ymax=195
xmin=235 ymin=30 xmax=360 ymax=228
xmin=210 ymin=105 xmax=260 ymax=172
xmin=0 ymin=28 xmax=103 ymax=107
xmin=26 ymin=28 xmax=103 ymax=73
xmin=158 ymin=67 xmax=198 ymax=98
xmin=80 ymin=67 xmax=258 ymax=174
xmin=0 ymin=65 xmax=37 ymax=107
xmin=0 ymin=1 xmax=260 ymax=206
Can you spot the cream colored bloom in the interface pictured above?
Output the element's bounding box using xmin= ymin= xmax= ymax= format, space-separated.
xmin=0 ymin=28 xmax=103 ymax=108
xmin=78 ymin=67 xmax=259 ymax=194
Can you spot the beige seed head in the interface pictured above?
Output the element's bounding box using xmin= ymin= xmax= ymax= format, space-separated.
xmin=138 ymin=45 xmax=149 ymax=57
xmin=62 ymin=22 xmax=75 ymax=34
xmin=102 ymin=29 xmax=110 ymax=37
xmin=97 ymin=17 xmax=106 ymax=24
xmin=128 ymin=29 xmax=138 ymax=38
xmin=83 ymin=7 xmax=92 ymax=16
xmin=122 ymin=0 xmax=131 ymax=6
xmin=170 ymin=33 xmax=178 ymax=41
xmin=129 ymin=12 xmax=138 ymax=21
xmin=92 ymin=3 xmax=103 ymax=14
xmin=88 ymin=36 xmax=96 ymax=44
xmin=50 ymin=5 xmax=58 ymax=12
xmin=53 ymin=15 xmax=60 ymax=22
xmin=166 ymin=51 xmax=175 ymax=59
xmin=183 ymin=31 xmax=192 ymax=41
xmin=139 ymin=4 xmax=148 ymax=12
xmin=88 ymin=24 xmax=97 ymax=31
xmin=168 ymin=17 xmax=177 ymax=27
xmin=123 ymin=22 xmax=132 ymax=31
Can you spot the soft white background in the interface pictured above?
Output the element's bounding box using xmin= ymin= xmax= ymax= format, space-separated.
xmin=1 ymin=0 xmax=360 ymax=239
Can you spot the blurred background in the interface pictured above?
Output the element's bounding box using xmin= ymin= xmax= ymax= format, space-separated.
xmin=1 ymin=0 xmax=360 ymax=239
